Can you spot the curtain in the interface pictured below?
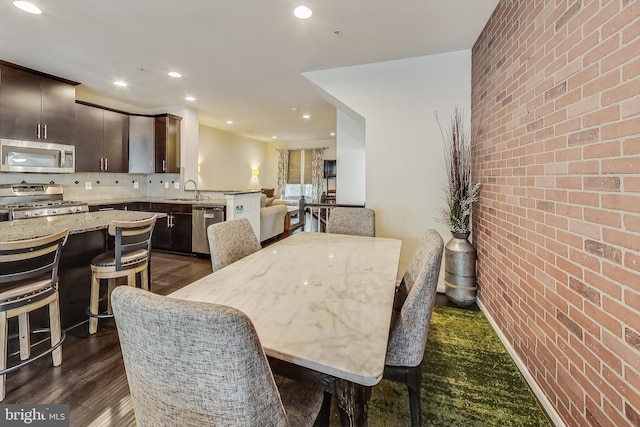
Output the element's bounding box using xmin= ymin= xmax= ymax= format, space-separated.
xmin=311 ymin=148 xmax=325 ymax=202
xmin=277 ymin=149 xmax=289 ymax=197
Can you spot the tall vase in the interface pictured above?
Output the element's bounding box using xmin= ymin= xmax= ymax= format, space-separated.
xmin=444 ymin=231 xmax=477 ymax=307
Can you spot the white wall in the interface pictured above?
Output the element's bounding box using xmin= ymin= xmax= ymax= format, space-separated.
xmin=198 ymin=124 xmax=269 ymax=191
xmin=304 ymin=50 xmax=471 ymax=276
xmin=336 ymin=109 xmax=366 ymax=205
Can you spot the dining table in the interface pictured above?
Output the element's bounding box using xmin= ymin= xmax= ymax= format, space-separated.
xmin=168 ymin=231 xmax=402 ymax=426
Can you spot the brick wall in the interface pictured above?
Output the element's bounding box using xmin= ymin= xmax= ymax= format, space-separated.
xmin=471 ymin=1 xmax=640 ymax=426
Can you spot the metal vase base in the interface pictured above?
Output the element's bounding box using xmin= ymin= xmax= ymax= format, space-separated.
xmin=444 ymin=232 xmax=477 ymax=307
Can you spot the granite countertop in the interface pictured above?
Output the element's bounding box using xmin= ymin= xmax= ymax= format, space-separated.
xmin=83 ymin=197 xmax=227 ymax=207
xmin=0 ymin=210 xmax=165 ymax=242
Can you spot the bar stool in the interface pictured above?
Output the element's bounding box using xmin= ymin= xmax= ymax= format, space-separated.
xmin=88 ymin=216 xmax=157 ymax=335
xmin=0 ymin=229 xmax=69 ymax=401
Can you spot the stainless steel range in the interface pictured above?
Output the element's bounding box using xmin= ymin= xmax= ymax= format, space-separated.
xmin=0 ymin=183 xmax=88 ymax=220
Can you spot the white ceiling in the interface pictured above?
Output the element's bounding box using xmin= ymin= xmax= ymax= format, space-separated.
xmin=0 ymin=0 xmax=499 ymax=142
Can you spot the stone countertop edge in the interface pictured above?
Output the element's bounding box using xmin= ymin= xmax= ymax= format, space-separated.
xmin=82 ymin=197 xmax=227 ymax=207
xmin=0 ymin=210 xmax=166 ymax=242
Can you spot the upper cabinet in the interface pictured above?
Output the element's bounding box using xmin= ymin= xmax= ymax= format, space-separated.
xmin=75 ymin=103 xmax=129 ymax=172
xmin=0 ymin=63 xmax=77 ymax=144
xmin=129 ymin=115 xmax=155 ymax=174
xmin=154 ymin=114 xmax=181 ymax=173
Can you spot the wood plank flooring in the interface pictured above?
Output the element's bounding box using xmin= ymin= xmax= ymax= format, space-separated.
xmin=2 ymin=251 xmax=213 ymax=427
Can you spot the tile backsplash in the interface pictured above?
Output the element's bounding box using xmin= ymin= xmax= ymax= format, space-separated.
xmin=0 ymin=172 xmax=185 ymax=201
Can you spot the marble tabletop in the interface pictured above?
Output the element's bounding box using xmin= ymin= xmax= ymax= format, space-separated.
xmin=0 ymin=210 xmax=163 ymax=242
xmin=169 ymin=232 xmax=402 ymax=386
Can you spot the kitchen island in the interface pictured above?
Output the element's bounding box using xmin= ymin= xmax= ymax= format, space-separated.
xmin=0 ymin=210 xmax=164 ymax=331
xmin=0 ymin=210 xmax=165 ymax=241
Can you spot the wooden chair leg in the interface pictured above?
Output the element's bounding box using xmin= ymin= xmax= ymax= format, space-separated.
xmin=89 ymin=273 xmax=100 ymax=334
xmin=49 ymin=294 xmax=62 ymax=366
xmin=140 ymin=266 xmax=149 ymax=291
xmin=407 ymin=365 xmax=422 ymax=427
xmin=107 ymin=278 xmax=117 ymax=315
xmin=0 ymin=312 xmax=7 ymax=401
xmin=18 ymin=313 xmax=30 ymax=360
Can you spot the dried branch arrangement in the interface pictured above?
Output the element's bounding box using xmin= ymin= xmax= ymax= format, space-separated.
xmin=436 ymin=106 xmax=481 ymax=234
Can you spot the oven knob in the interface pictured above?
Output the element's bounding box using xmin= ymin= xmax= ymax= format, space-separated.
xmin=24 ymin=212 xmax=32 ymax=217
xmin=31 ymin=211 xmax=40 ymax=216
xmin=51 ymin=209 xmax=58 ymax=214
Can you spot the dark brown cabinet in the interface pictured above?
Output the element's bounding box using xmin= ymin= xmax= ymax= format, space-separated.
xmin=149 ymin=203 xmax=192 ymax=253
xmin=154 ymin=114 xmax=181 ymax=173
xmin=76 ymin=103 xmax=129 ymax=172
xmin=0 ymin=63 xmax=76 ymax=144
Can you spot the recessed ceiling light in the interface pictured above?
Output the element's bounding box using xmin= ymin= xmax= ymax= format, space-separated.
xmin=113 ymin=81 xmax=127 ymax=87
xmin=168 ymin=71 xmax=182 ymax=78
xmin=302 ymin=114 xmax=311 ymax=119
xmin=330 ymin=132 xmax=336 ymax=137
xmin=272 ymin=136 xmax=278 ymax=139
xmin=293 ymin=5 xmax=312 ymax=19
xmin=185 ymin=96 xmax=196 ymax=101
xmin=13 ymin=1 xmax=42 ymax=14
xmin=226 ymin=120 xmax=233 ymax=125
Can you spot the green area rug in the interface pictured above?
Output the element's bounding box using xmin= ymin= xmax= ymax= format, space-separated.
xmin=331 ymin=305 xmax=552 ymax=426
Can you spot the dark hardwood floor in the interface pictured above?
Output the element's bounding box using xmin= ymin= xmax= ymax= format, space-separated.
xmin=2 ymin=251 xmax=213 ymax=427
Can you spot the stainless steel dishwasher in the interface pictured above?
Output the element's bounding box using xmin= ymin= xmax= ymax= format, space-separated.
xmin=192 ymin=205 xmax=225 ymax=254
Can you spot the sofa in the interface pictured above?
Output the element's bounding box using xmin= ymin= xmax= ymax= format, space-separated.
xmin=261 ymin=188 xmax=299 ymax=207
xmin=260 ymin=193 xmax=287 ymax=242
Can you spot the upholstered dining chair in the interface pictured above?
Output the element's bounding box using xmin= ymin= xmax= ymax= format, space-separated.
xmin=0 ymin=229 xmax=69 ymax=401
xmin=207 ymin=217 xmax=261 ymax=272
xmin=326 ymin=207 xmax=375 ymax=237
xmin=111 ymin=286 xmax=328 ymax=427
xmin=88 ymin=215 xmax=157 ymax=334
xmin=383 ymin=229 xmax=444 ymax=427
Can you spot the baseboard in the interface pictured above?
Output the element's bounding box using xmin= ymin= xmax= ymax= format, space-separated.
xmin=476 ymin=298 xmax=566 ymax=427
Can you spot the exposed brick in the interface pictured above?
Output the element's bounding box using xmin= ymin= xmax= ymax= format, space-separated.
xmin=583 ymin=176 xmax=620 ymax=191
xmin=527 ymin=118 xmax=544 ymax=132
xmin=625 ymin=328 xmax=640 ymax=352
xmin=545 ymin=81 xmax=567 ymax=101
xmin=557 ymin=309 xmax=584 ymax=340
xmin=569 ymin=277 xmax=601 ymax=305
xmin=556 ymin=1 xmax=581 ymax=31
xmin=585 ymin=240 xmax=622 ymax=264
xmin=602 ymin=157 xmax=640 ymax=174
xmin=602 ymin=116 xmax=640 ymax=140
xmin=536 ymin=200 xmax=555 ymax=212
xmin=626 ymin=403 xmax=640 ymax=427
xmin=568 ymin=128 xmax=599 ymax=146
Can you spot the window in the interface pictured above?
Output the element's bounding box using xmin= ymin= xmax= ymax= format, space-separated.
xmin=286 ymin=150 xmax=313 ymax=199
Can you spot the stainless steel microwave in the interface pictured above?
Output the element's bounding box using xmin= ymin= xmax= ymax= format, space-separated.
xmin=0 ymin=139 xmax=75 ymax=173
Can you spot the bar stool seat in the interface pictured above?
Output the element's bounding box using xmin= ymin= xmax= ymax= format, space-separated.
xmin=88 ymin=216 xmax=156 ymax=335
xmin=0 ymin=229 xmax=69 ymax=401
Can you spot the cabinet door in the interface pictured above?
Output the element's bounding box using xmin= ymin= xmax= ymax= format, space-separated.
xmin=0 ymin=65 xmax=42 ymax=141
xmin=75 ymin=103 xmax=104 ymax=172
xmin=170 ymin=212 xmax=192 ymax=252
xmin=103 ymin=110 xmax=129 ymax=172
xmin=154 ymin=115 xmax=181 ymax=173
xmin=41 ymin=77 xmax=76 ymax=144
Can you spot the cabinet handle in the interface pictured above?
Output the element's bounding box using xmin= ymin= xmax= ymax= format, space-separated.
xmin=104 ymin=157 xmax=108 ymax=171
xmin=36 ymin=124 xmax=41 ymax=139
xmin=43 ymin=124 xmax=48 ymax=139
xmin=166 ymin=215 xmax=171 ymax=228
xmin=162 ymin=160 xmax=166 ymax=172
xmin=100 ymin=158 xmax=104 ymax=171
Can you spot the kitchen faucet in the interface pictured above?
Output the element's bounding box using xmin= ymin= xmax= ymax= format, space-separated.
xmin=183 ymin=179 xmax=200 ymax=200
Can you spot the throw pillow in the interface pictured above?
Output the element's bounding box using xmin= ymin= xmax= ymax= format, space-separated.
xmin=266 ymin=197 xmax=275 ymax=207
xmin=261 ymin=188 xmax=275 ymax=198
xmin=260 ymin=194 xmax=267 ymax=207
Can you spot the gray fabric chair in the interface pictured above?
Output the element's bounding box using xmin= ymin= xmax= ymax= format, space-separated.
xmin=326 ymin=207 xmax=375 ymax=237
xmin=112 ymin=286 xmax=326 ymax=427
xmin=207 ymin=218 xmax=261 ymax=272
xmin=383 ymin=229 xmax=444 ymax=427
